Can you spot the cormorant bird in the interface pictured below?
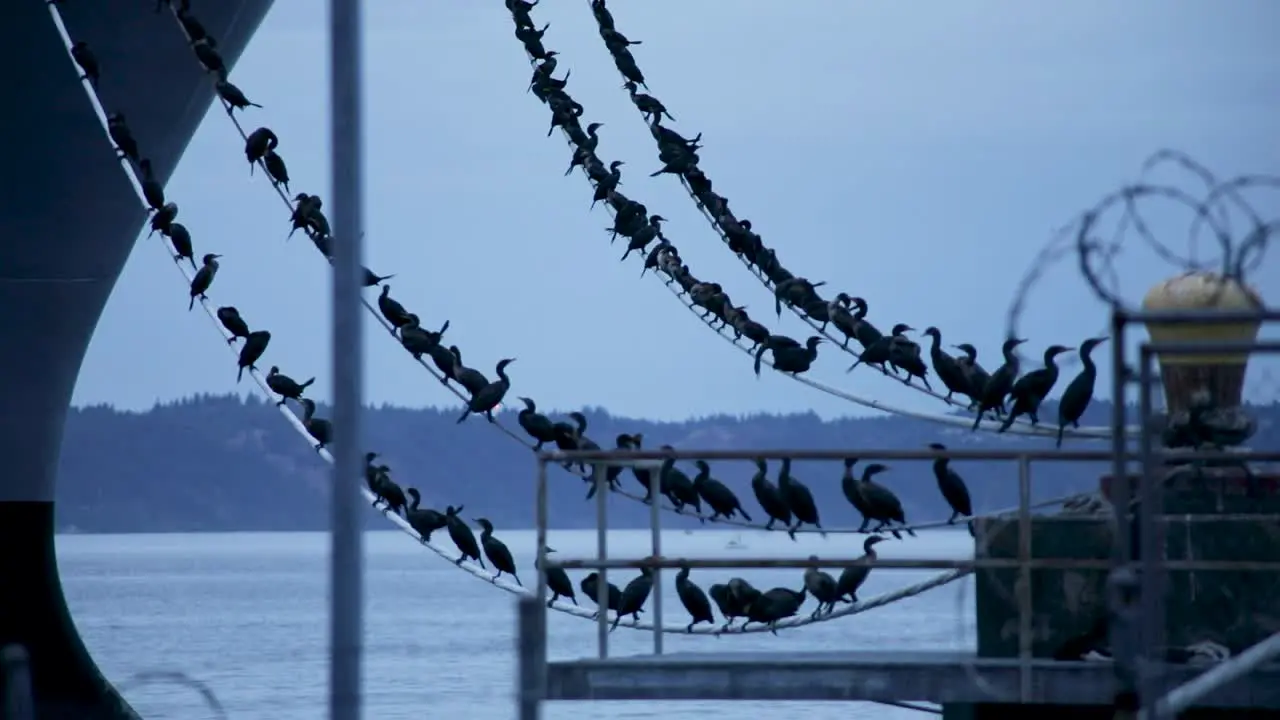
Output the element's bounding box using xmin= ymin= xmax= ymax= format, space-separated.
xmin=692 ymin=460 xmax=751 ymax=522
xmin=972 ymin=338 xmax=1026 ymax=431
xmin=1057 ymin=336 xmax=1107 ymax=447
xmin=624 ymin=434 xmax=657 ymax=499
xmin=243 ymin=127 xmax=278 ymax=170
xmin=475 ymin=518 xmax=520 ymax=585
xmin=236 ymin=330 xmax=270 ymax=382
xmin=549 ymin=413 xmax=585 ymax=472
xmin=658 ymin=446 xmax=702 ymax=516
xmin=803 ymin=557 xmax=840 ymax=618
xmin=263 ymin=150 xmax=290 ymax=192
xmin=848 ymin=323 xmax=908 ymax=374
xmin=216 ymin=306 xmax=250 ymax=344
xmin=457 ymin=359 xmax=515 ymax=424
xmin=857 ymin=463 xmax=914 ymax=538
xmin=754 ymin=335 xmax=821 ymax=377
xmin=164 ymin=222 xmax=196 ymax=270
xmin=376 ymin=285 xmax=413 ymax=329
xmin=372 ymin=465 xmax=408 ymax=516
xmin=922 ymin=327 xmax=970 ymax=403
xmin=445 ymin=507 xmax=484 ymax=567
xmin=265 ymin=366 xmax=313 ymax=406
xmin=214 ymin=75 xmax=262 ymax=114
xmin=188 ymin=253 xmax=221 ymax=310
xmin=999 ymin=344 xmax=1071 ymax=432
xmin=174 ymin=7 xmax=207 ymax=41
xmin=675 ymin=565 xmax=715 ymax=632
xmin=362 ymin=267 xmax=394 ymax=287
xmin=404 ymin=488 xmax=449 ymax=542
xmin=778 ymin=458 xmax=822 ymax=538
xmin=69 ymin=41 xmax=100 ymax=87
xmin=953 ymin=343 xmax=991 ymax=411
xmin=708 ymin=582 xmax=750 ymax=632
xmin=742 ymin=586 xmax=806 ymax=635
xmin=886 ymin=326 xmax=931 ymax=388
xmin=516 ymin=397 xmax=557 ymax=450
xmin=624 ymin=81 xmax=675 ymax=123
xmin=299 ymin=398 xmax=332 ymax=451
xmin=449 ymin=347 xmax=490 ymax=396
xmin=137 ymin=159 xmax=166 ymax=211
xmin=149 ymin=202 xmax=179 ymax=238
xmin=191 ymin=37 xmax=225 ymax=75
xmin=750 ymin=458 xmax=792 ymax=532
xmin=928 ymin=443 xmax=974 ymax=535
xmin=580 ymin=572 xmax=622 ymax=618
xmin=594 ymin=433 xmax=633 ymax=499
xmin=426 ymin=343 xmax=459 ymax=388
xmin=836 ymin=536 xmax=886 ymax=604
xmin=106 ymin=113 xmax=139 ymax=162
xmin=613 ymin=568 xmax=653 ymax=630
xmin=398 ymin=314 xmax=448 ymax=359
xmin=537 ymin=547 xmax=577 ymax=607
xmin=839 ymin=458 xmax=872 ymax=529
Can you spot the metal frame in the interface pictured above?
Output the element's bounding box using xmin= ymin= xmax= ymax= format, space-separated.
xmin=516 ymin=306 xmax=1280 ymax=719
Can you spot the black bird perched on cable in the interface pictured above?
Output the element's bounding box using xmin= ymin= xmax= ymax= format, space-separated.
xmin=376 ymin=285 xmax=413 ymax=329
xmin=927 ymin=443 xmax=974 ymax=535
xmin=398 ymin=315 xmax=448 ymax=359
xmin=692 ymin=460 xmax=751 ymax=522
xmin=136 ymin=159 xmax=166 ymax=212
xmin=580 ymin=572 xmax=622 ymax=619
xmin=190 ymin=37 xmax=225 ymax=74
xmin=174 ymin=7 xmax=208 ymax=42
xmin=188 ymin=253 xmax=220 ymax=310
xmin=404 ymin=488 xmax=449 ymax=543
xmin=214 ymin=74 xmax=261 ymax=114
xmin=69 ymin=41 xmax=100 ymax=87
xmin=856 ymin=463 xmax=914 ymax=538
xmin=972 ymin=338 xmax=1026 ymax=430
xmin=836 ymin=535 xmax=886 ymax=604
xmin=839 ymin=458 xmax=872 ymax=530
xmin=244 ymin=127 xmax=279 ymax=172
xmin=445 ymin=507 xmax=483 ymax=568
xmin=515 ymin=21 xmax=551 ymax=59
xmin=362 ymin=267 xmax=393 ymax=287
xmin=921 ymin=327 xmax=970 ymax=403
xmin=675 ymin=564 xmax=715 ymax=633
xmin=265 ymin=366 xmax=313 ymax=407
xmin=106 ymin=113 xmax=140 ymax=162
xmin=613 ymin=568 xmax=653 ymax=630
xmin=236 ymin=330 xmax=270 ymax=383
xmin=475 ymin=518 xmax=521 ymax=585
xmin=953 ymin=343 xmax=991 ymax=411
xmin=778 ymin=458 xmax=822 ymax=538
xmin=999 ymin=344 xmax=1071 ymax=432
xmin=299 ymin=398 xmax=331 ymax=451
xmin=743 ymin=586 xmax=806 ymax=635
xmin=148 ymin=202 xmax=179 ymax=238
xmin=658 ymin=446 xmax=702 ymax=516
xmin=163 ymin=222 xmax=196 ymax=270
xmin=625 ymin=81 xmax=674 ymax=123
xmin=216 ymin=306 xmax=250 ymax=344
xmin=263 ymin=150 xmax=290 ymax=193
xmin=537 ymin=548 xmax=577 ymax=607
xmin=515 ymin=397 xmax=557 ymax=450
xmin=457 ymin=359 xmax=515 ymax=424
xmin=1057 ymin=336 xmax=1107 ymax=447
xmin=803 ymin=557 xmax=840 ymax=618
xmin=750 ymin=458 xmax=792 ymax=532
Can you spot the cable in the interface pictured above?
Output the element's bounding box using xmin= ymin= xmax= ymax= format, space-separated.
xmin=579 ymin=0 xmax=1133 ymax=440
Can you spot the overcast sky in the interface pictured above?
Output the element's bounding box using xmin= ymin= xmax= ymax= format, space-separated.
xmin=72 ymin=0 xmax=1280 ymax=420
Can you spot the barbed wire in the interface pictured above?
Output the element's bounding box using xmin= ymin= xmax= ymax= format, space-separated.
xmin=1006 ymin=149 xmax=1279 ymax=354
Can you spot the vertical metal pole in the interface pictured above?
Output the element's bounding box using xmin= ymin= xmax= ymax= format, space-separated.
xmin=1137 ymin=345 xmax=1166 ymax=712
xmin=1016 ymin=456 xmax=1033 ymax=704
xmin=1109 ymin=309 xmax=1131 ymax=564
xmin=535 ymin=459 xmax=549 ymax=607
xmin=594 ymin=461 xmax=610 ymax=659
xmin=1 ymin=645 xmax=33 ymax=720
xmin=649 ymin=457 xmax=664 ymax=655
xmin=328 ymin=0 xmax=365 ymax=718
xmin=517 ymin=596 xmax=544 ymax=720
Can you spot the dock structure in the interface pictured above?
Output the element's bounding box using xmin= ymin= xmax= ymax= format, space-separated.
xmin=516 ymin=304 xmax=1280 ymax=719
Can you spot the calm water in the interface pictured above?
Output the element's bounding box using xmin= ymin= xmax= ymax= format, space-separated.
xmin=59 ymin=530 xmax=976 ymax=719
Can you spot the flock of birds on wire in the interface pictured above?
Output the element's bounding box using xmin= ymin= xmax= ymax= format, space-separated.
xmin=56 ymin=0 xmax=1094 ymax=634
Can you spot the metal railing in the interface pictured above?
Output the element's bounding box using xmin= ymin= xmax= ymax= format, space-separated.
xmin=517 ymin=305 xmax=1280 ymax=717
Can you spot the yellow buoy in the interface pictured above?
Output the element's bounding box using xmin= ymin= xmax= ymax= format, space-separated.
xmin=1141 ymin=271 xmax=1263 ymax=414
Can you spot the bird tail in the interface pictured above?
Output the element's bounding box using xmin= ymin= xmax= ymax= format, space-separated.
xmin=301 ymin=377 xmax=316 ymax=389
xmin=237 ymin=366 xmax=245 ymax=383
xmin=1055 ymin=424 xmax=1066 ymax=448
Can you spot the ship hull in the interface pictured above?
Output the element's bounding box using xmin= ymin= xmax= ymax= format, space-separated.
xmin=0 ymin=1 xmax=272 ymax=716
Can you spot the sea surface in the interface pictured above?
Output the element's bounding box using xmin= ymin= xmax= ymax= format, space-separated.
xmin=59 ymin=529 xmax=978 ymax=719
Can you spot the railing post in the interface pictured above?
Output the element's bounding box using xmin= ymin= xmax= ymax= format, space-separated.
xmin=1137 ymin=344 xmax=1167 ymax=712
xmin=1016 ymin=455 xmax=1033 ymax=703
xmin=1108 ymin=307 xmax=1139 ymax=710
xmin=1 ymin=645 xmax=33 ymax=720
xmin=650 ymin=455 xmax=664 ymax=655
xmin=594 ymin=461 xmax=610 ymax=659
xmin=534 ymin=457 xmax=549 ymax=608
xmin=517 ymin=595 xmax=545 ymax=720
